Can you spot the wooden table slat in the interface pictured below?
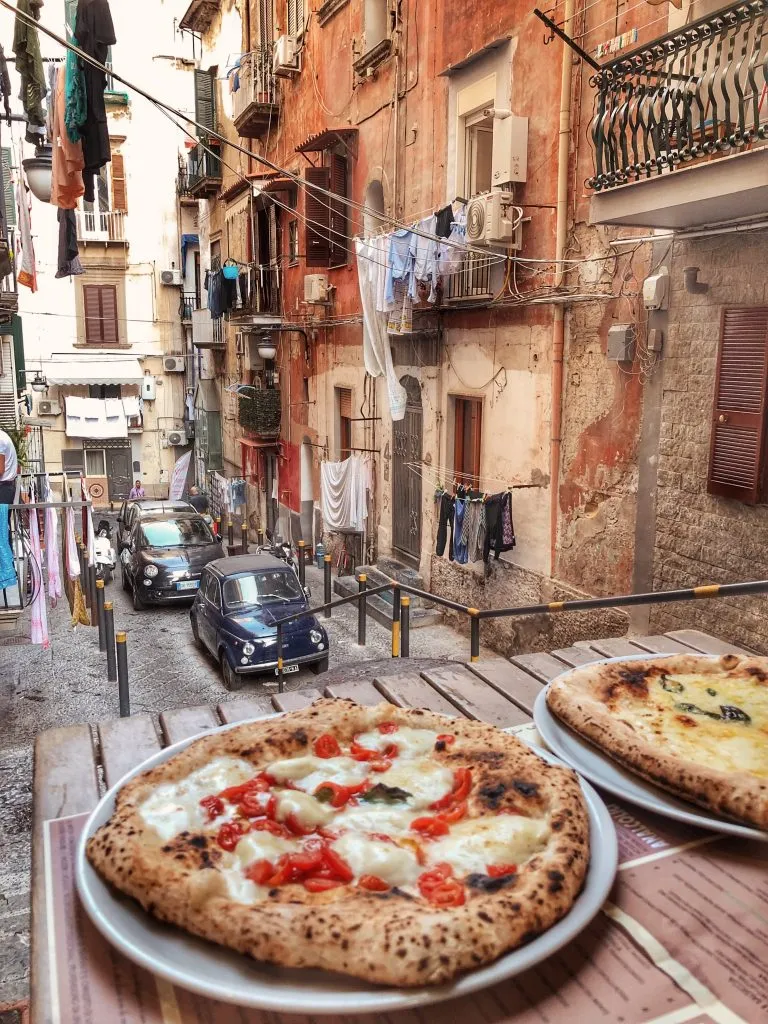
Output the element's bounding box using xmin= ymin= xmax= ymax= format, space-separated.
xmin=510 ymin=651 xmax=572 ymax=683
xmin=627 ymin=634 xmax=697 ymax=655
xmin=97 ymin=714 xmax=161 ymax=788
xmin=550 ymin=645 xmax=603 ymax=668
xmin=31 ymin=726 xmax=100 ymax=1024
xmin=159 ymin=704 xmax=221 ymax=745
xmin=374 ymin=672 xmax=465 ymax=716
xmin=582 ymin=637 xmax=645 ymax=659
xmin=272 ymin=689 xmax=323 ymax=712
xmin=217 ymin=698 xmax=276 ymax=724
xmin=323 ymin=679 xmax=387 ymax=705
xmin=421 ymin=665 xmax=531 ymax=726
xmin=663 ymin=629 xmax=754 ymax=656
xmin=466 ymin=659 xmax=544 ymax=715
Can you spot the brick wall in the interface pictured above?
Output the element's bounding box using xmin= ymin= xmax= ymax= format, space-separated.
xmin=649 ymin=230 xmax=768 ymax=653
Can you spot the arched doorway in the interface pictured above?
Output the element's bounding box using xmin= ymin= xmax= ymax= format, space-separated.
xmin=392 ymin=376 xmax=423 ymax=565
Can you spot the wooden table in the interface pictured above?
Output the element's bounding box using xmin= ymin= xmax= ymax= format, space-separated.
xmin=30 ymin=628 xmax=752 ymax=1023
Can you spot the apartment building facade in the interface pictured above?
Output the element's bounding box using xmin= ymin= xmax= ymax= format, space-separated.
xmin=178 ymin=0 xmax=768 ymax=654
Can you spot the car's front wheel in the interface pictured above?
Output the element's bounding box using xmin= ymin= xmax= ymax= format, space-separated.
xmin=311 ymin=656 xmax=329 ymax=675
xmin=121 ymin=566 xmax=130 ymax=592
xmin=132 ymin=582 xmax=144 ymax=611
xmin=190 ymin=613 xmax=202 ymax=648
xmin=220 ymin=652 xmax=243 ymax=691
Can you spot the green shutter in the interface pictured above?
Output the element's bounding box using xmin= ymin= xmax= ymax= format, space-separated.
xmin=2 ymin=148 xmax=15 ymax=230
xmin=194 ymin=70 xmax=217 ymax=138
xmin=10 ymin=315 xmax=24 ymax=394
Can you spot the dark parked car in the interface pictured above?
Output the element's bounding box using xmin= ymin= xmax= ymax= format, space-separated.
xmin=116 ymin=499 xmax=194 ymax=552
xmin=190 ymin=554 xmax=329 ymax=690
xmin=121 ymin=513 xmax=223 ymax=610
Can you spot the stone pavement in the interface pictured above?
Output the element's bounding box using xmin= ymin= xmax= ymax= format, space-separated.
xmin=0 ymin=559 xmax=479 ymax=1004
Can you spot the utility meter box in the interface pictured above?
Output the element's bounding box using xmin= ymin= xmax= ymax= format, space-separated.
xmin=607 ymin=324 xmax=636 ymax=362
xmin=141 ymin=376 xmax=157 ymax=401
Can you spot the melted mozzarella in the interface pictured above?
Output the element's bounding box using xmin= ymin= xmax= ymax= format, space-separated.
xmin=139 ymin=756 xmax=253 ymax=841
xmin=275 ymin=790 xmax=334 ymax=828
xmin=375 ymin=757 xmax=454 ymax=809
xmin=220 ymin=868 xmax=263 ymax=904
xmin=355 ymin=727 xmax=441 ymax=758
xmin=267 ymin=755 xmax=369 ymax=795
xmin=427 ymin=816 xmax=550 ymax=876
xmin=233 ymin=831 xmax=298 ymax=866
xmin=332 ymin=833 xmax=421 ymax=887
xmin=333 ymin=804 xmax=417 ymax=836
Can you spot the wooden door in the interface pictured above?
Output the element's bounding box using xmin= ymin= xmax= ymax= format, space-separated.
xmin=392 ymin=376 xmax=422 ymax=565
xmin=106 ymin=448 xmax=132 ymax=501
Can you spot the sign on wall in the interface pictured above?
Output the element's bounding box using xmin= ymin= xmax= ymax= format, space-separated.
xmin=169 ymin=450 xmax=192 ymax=501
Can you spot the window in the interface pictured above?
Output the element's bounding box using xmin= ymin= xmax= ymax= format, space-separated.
xmin=453 ymin=397 xmax=482 ymax=487
xmin=85 ymin=449 xmax=106 ymax=476
xmin=288 ymin=219 xmax=298 ymax=264
xmin=464 ymin=112 xmax=493 ymax=196
xmin=707 ymin=307 xmax=768 ymax=504
xmin=223 ymin=570 xmax=303 ymax=610
xmin=205 ymin=573 xmax=221 ymax=608
xmin=89 ymin=384 xmax=121 ymax=399
xmin=363 ymin=0 xmax=388 ymax=53
xmin=61 ymin=449 xmax=84 ymax=476
xmin=329 ymin=154 xmax=349 ymax=268
xmin=141 ymin=518 xmax=215 ymax=548
xmin=286 ymin=0 xmax=305 ymax=37
xmin=110 ymin=141 xmax=127 ymax=212
xmin=194 ymin=69 xmax=217 ymax=138
xmin=83 ymin=284 xmax=119 ymax=344
xmin=337 ymin=386 xmax=352 ymax=459
xmin=304 ymin=154 xmax=349 ymax=268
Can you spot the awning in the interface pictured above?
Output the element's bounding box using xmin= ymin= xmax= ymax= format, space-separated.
xmin=239 ymin=438 xmax=281 ymax=449
xmin=248 ymin=173 xmax=295 ymax=194
xmin=295 ymin=128 xmax=358 ymax=155
xmin=46 ymin=358 xmax=144 ymax=386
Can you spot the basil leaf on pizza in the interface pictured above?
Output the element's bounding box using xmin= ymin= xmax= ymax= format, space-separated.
xmin=546 ymin=654 xmax=768 ymax=830
xmin=86 ymin=700 xmax=590 ymax=986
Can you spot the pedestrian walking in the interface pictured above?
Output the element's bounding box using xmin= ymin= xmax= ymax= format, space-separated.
xmin=187 ymin=485 xmax=209 ymax=514
xmin=129 ymin=479 xmax=145 ymax=499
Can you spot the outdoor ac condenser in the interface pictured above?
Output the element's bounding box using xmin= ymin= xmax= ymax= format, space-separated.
xmin=160 ymin=269 xmax=183 ymax=286
xmin=466 ymin=191 xmax=522 ymax=248
xmin=273 ymin=35 xmax=299 ymax=76
xmin=163 ymin=356 xmax=185 ymax=373
xmin=304 ymin=274 xmax=329 ymax=303
xmin=167 ymin=431 xmax=185 ymax=446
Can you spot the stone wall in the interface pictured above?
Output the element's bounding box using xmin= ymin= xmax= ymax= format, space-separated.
xmin=430 ymin=555 xmax=628 ymax=656
xmin=649 ymin=230 xmax=768 ymax=653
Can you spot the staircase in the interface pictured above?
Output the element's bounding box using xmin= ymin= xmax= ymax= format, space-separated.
xmin=333 ymin=557 xmax=443 ymax=631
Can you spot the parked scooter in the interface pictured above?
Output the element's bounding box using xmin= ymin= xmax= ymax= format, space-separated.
xmin=258 ymin=534 xmax=295 ymax=571
xmin=94 ymin=519 xmax=117 ymax=584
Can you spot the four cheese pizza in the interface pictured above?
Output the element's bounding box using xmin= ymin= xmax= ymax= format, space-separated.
xmin=546 ymin=653 xmax=768 ymax=830
xmin=87 ymin=699 xmax=590 ymax=986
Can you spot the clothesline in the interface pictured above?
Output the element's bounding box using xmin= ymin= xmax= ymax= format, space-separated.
xmin=405 ymin=460 xmax=544 ymax=491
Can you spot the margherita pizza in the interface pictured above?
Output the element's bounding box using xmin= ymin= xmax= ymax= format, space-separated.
xmin=87 ymin=699 xmax=590 ymax=986
xmin=546 ymin=653 xmax=768 ymax=830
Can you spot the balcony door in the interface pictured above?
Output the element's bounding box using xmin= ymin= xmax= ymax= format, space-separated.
xmin=392 ymin=376 xmax=422 ymax=566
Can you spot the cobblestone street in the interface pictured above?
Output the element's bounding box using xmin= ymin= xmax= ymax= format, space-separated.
xmin=0 ymin=559 xmax=479 ymax=1004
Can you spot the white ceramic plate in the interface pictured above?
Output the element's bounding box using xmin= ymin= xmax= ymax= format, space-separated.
xmin=75 ymin=721 xmax=618 ymax=1015
xmin=534 ymin=655 xmax=768 ymax=842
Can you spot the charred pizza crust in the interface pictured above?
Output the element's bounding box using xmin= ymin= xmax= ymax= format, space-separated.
xmin=546 ymin=653 xmax=768 ymax=830
xmin=87 ymin=699 xmax=589 ymax=987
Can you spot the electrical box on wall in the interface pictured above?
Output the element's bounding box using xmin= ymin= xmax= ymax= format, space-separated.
xmin=141 ymin=376 xmax=156 ymax=401
xmin=607 ymin=324 xmax=636 ymax=362
xmin=642 ymin=266 xmax=669 ymax=310
xmin=489 ymin=113 xmax=528 ymax=184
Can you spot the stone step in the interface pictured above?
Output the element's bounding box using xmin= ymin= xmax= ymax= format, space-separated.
xmin=355 ymin=562 xmax=434 ymax=610
xmin=333 ymin=575 xmax=442 ymax=631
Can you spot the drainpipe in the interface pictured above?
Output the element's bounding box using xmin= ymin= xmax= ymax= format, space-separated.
xmin=549 ymin=0 xmax=574 ymax=577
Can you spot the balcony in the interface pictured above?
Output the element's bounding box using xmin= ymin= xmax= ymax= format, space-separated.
xmin=76 ymin=209 xmax=127 ymax=244
xmin=589 ymin=1 xmax=768 ymax=230
xmin=238 ymin=387 xmax=281 ymax=438
xmin=0 ymin=228 xmax=17 ymax=315
xmin=444 ymin=252 xmax=494 ymax=303
xmin=192 ymin=308 xmax=225 ymax=349
xmin=186 ymin=143 xmax=222 ymax=199
xmin=180 ymin=291 xmax=201 ymax=323
xmin=227 ymin=264 xmax=282 ymax=322
xmin=177 ymin=170 xmax=198 ymax=204
xmin=233 ymin=48 xmax=280 ymax=138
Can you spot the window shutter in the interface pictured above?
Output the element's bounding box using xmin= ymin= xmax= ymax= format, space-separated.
xmin=194 ymin=69 xmax=217 ymax=138
xmin=304 ymin=165 xmax=330 ymax=267
xmin=338 ymin=387 xmax=352 ymax=418
xmin=707 ymin=307 xmax=768 ymax=504
xmin=2 ymin=148 xmax=15 ymax=230
xmin=287 ymin=0 xmax=303 ymax=36
xmin=83 ymin=284 xmax=119 ymax=345
xmin=100 ymin=285 xmax=119 ymax=344
xmin=110 ymin=151 xmax=127 ymax=212
xmin=328 ymin=154 xmax=348 ymax=269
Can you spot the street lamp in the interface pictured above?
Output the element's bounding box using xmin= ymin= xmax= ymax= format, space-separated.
xmin=30 ymin=371 xmax=48 ymax=392
xmin=257 ymin=334 xmax=277 ymax=361
xmin=22 ymin=145 xmax=53 ymax=203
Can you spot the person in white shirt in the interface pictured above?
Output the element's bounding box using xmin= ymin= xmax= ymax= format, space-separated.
xmin=0 ymin=427 xmax=18 ymax=505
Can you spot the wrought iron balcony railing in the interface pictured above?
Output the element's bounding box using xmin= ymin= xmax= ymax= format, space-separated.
xmin=233 ymin=47 xmax=280 ymax=137
xmin=227 ymin=263 xmax=282 ymax=319
xmin=445 ymin=252 xmax=494 ymax=303
xmin=186 ymin=144 xmax=222 ymax=198
xmin=588 ymin=0 xmax=768 ymax=192
xmin=180 ymin=291 xmax=201 ymax=322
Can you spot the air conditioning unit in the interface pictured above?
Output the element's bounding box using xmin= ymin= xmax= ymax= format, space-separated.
xmin=164 ymin=356 xmax=186 ymax=373
xmin=161 ymin=269 xmax=183 ymax=286
xmin=466 ymin=191 xmax=523 ymax=248
xmin=273 ymin=34 xmax=299 ymax=76
xmin=304 ymin=273 xmax=328 ymax=303
xmin=38 ymin=400 xmax=61 ymax=416
xmin=167 ymin=430 xmax=185 ymax=446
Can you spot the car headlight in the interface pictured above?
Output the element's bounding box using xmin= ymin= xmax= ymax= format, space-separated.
xmin=242 ymin=642 xmax=256 ymax=656
xmin=144 ymin=564 xmax=159 ymax=578
xmin=309 ymin=629 xmax=323 ymax=644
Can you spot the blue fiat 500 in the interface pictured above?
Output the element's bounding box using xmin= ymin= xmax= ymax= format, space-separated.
xmin=190 ymin=554 xmax=329 ymax=690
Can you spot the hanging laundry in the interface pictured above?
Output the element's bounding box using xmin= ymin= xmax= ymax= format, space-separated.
xmin=64 ymin=32 xmax=87 ymax=143
xmin=56 ymin=208 xmax=84 ymax=278
xmin=12 ymin=0 xmax=47 ymax=138
xmin=75 ymin=0 xmax=117 ymax=204
xmin=437 ymin=211 xmax=467 ymax=279
xmin=453 ymin=498 xmax=469 ymax=564
xmin=320 ymin=456 xmax=368 ymax=532
xmin=384 ymin=229 xmax=416 ymax=306
xmin=435 ymin=491 xmax=454 ymax=560
xmin=355 ymin=237 xmax=407 ymax=421
xmin=206 ymin=268 xmax=224 ymax=318
xmin=386 ymin=279 xmax=413 ymax=335
xmin=434 ymin=204 xmax=454 ymax=238
xmin=28 ymin=507 xmax=50 ymax=648
xmin=483 ymin=491 xmax=515 ymax=561
xmin=15 ymin=171 xmax=37 ymax=291
xmin=52 ymin=65 xmax=85 ymax=209
xmin=45 ymin=483 xmax=63 ymax=607
xmin=413 ymin=215 xmax=439 ymax=303
xmin=0 ymin=504 xmax=17 ymax=591
xmin=0 ymin=43 xmax=12 ymax=124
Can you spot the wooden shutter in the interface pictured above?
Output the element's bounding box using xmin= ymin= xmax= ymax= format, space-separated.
xmin=707 ymin=307 xmax=768 ymax=504
xmin=329 ymin=154 xmax=348 ymax=269
xmin=338 ymin=387 xmax=352 ymax=418
xmin=194 ymin=69 xmax=217 ymax=138
xmin=305 ymin=165 xmax=330 ymax=267
xmin=83 ymin=285 xmax=119 ymax=345
xmin=110 ymin=151 xmax=127 ymax=212
xmin=258 ymin=0 xmax=274 ymax=45
xmin=287 ymin=0 xmax=303 ymax=36
xmin=2 ymin=148 xmax=15 ymax=230
xmin=454 ymin=398 xmax=482 ymax=487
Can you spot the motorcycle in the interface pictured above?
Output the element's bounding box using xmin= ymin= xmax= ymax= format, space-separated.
xmin=94 ymin=519 xmax=117 ymax=584
xmin=259 ymin=534 xmax=296 ymax=571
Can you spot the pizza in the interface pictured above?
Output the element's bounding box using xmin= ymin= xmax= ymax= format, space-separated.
xmin=86 ymin=699 xmax=590 ymax=987
xmin=546 ymin=653 xmax=768 ymax=830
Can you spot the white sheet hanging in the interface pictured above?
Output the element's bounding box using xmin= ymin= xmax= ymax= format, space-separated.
xmin=320 ymin=456 xmax=368 ymax=532
xmin=65 ymin=396 xmax=128 ymax=439
xmin=355 ymin=238 xmax=407 ymax=422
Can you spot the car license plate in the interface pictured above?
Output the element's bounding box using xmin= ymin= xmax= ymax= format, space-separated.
xmin=176 ymin=580 xmax=200 ymax=591
xmin=275 ymin=663 xmax=300 ymax=675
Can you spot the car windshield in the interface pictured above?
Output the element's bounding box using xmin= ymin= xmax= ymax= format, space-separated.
xmin=140 ymin=519 xmax=214 ymax=548
xmin=223 ymin=571 xmax=304 ymax=610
